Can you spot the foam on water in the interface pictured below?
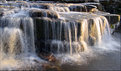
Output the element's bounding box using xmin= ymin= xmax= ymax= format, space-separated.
xmin=55 ymin=34 xmax=120 ymax=66
xmin=0 ymin=1 xmax=120 ymax=70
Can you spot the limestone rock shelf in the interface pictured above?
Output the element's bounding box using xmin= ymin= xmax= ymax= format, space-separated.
xmin=0 ymin=2 xmax=120 ymax=54
xmin=0 ymin=2 xmax=120 ymax=24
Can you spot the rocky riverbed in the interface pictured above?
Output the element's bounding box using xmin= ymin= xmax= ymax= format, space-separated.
xmin=0 ymin=1 xmax=120 ymax=71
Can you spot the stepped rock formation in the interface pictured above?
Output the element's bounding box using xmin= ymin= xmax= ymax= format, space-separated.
xmin=0 ymin=1 xmax=120 ymax=70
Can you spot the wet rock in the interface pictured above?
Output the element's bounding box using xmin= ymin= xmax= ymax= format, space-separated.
xmin=104 ymin=14 xmax=120 ymax=24
xmin=17 ymin=64 xmax=42 ymax=71
xmin=0 ymin=12 xmax=4 ymax=16
xmin=30 ymin=3 xmax=51 ymax=9
xmin=85 ymin=4 xmax=99 ymax=12
xmin=93 ymin=11 xmax=110 ymax=15
xmin=89 ymin=8 xmax=98 ymax=12
xmin=112 ymin=22 xmax=121 ymax=34
xmin=80 ymin=44 xmax=85 ymax=52
xmin=29 ymin=9 xmax=60 ymax=19
xmin=38 ymin=52 xmax=56 ymax=62
xmin=34 ymin=17 xmax=67 ymax=41
xmin=88 ymin=19 xmax=96 ymax=46
xmin=92 ymin=11 xmax=120 ymax=25
xmin=42 ymin=63 xmax=61 ymax=71
xmin=34 ymin=17 xmax=60 ymax=54
xmin=33 ymin=11 xmax=109 ymax=54
xmin=88 ymin=35 xmax=96 ymax=46
xmin=83 ymin=2 xmax=103 ymax=11
xmin=68 ymin=3 xmax=102 ymax=12
xmin=69 ymin=5 xmax=86 ymax=12
xmin=33 ymin=17 xmax=54 ymax=40
xmin=34 ymin=17 xmax=71 ymax=54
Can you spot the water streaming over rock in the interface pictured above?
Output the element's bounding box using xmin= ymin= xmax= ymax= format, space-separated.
xmin=0 ymin=1 xmax=120 ymax=70
xmin=41 ymin=15 xmax=110 ymax=54
xmin=0 ymin=12 xmax=37 ymax=69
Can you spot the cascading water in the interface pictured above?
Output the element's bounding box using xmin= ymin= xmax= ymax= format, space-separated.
xmin=40 ymin=12 xmax=110 ymax=54
xmin=0 ymin=11 xmax=39 ymax=69
xmin=0 ymin=1 xmax=120 ymax=70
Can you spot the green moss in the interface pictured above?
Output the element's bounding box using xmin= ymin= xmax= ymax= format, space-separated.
xmin=110 ymin=24 xmax=115 ymax=29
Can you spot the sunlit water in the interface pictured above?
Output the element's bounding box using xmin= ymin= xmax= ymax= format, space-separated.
xmin=0 ymin=1 xmax=120 ymax=70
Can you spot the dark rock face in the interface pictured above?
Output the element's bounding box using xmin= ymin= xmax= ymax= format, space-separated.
xmin=0 ymin=1 xmax=121 ymax=70
xmin=101 ymin=2 xmax=121 ymax=14
xmin=84 ymin=3 xmax=103 ymax=11
xmin=112 ymin=19 xmax=121 ymax=34
xmin=29 ymin=9 xmax=59 ymax=19
xmin=104 ymin=14 xmax=120 ymax=24
xmin=69 ymin=5 xmax=87 ymax=12
xmin=33 ymin=12 xmax=111 ymax=54
xmin=28 ymin=2 xmax=120 ymax=54
xmin=0 ymin=1 xmax=120 ymax=56
xmin=101 ymin=2 xmax=121 ymax=34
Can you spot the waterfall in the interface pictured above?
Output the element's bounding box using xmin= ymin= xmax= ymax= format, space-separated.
xmin=0 ymin=1 xmax=119 ymax=70
xmin=0 ymin=15 xmax=36 ymax=69
xmin=36 ymin=13 xmax=110 ymax=54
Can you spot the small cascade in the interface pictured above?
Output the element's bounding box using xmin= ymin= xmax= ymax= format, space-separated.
xmin=0 ymin=28 xmax=23 ymax=57
xmin=35 ymin=12 xmax=110 ymax=54
xmin=0 ymin=1 xmax=120 ymax=70
xmin=0 ymin=14 xmax=36 ymax=69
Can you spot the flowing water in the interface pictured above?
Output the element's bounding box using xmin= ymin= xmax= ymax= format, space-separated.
xmin=0 ymin=1 xmax=120 ymax=70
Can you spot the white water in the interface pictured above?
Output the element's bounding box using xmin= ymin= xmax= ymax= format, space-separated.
xmin=56 ymin=33 xmax=120 ymax=71
xmin=0 ymin=11 xmax=40 ymax=70
xmin=0 ymin=1 xmax=120 ymax=70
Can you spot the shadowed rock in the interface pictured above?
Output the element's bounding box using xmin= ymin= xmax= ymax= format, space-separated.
xmin=104 ymin=14 xmax=120 ymax=24
xmin=29 ymin=9 xmax=60 ymax=19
